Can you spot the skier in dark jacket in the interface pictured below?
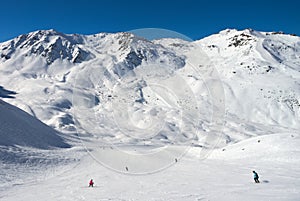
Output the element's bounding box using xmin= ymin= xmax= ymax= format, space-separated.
xmin=253 ymin=171 xmax=260 ymax=183
xmin=89 ymin=179 xmax=94 ymax=187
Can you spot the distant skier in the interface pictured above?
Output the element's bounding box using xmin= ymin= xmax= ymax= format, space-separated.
xmin=89 ymin=179 xmax=94 ymax=187
xmin=252 ymin=171 xmax=260 ymax=183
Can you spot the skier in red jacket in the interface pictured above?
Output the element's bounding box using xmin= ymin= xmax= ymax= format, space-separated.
xmin=89 ymin=179 xmax=94 ymax=187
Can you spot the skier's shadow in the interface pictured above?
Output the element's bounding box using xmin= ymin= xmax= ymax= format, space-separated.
xmin=262 ymin=180 xmax=269 ymax=183
xmin=82 ymin=186 xmax=101 ymax=188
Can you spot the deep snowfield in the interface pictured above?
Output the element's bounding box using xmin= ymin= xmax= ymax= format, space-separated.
xmin=0 ymin=28 xmax=300 ymax=200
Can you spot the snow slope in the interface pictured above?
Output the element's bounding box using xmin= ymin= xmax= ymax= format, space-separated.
xmin=1 ymin=132 xmax=299 ymax=201
xmin=0 ymin=28 xmax=299 ymax=200
xmin=0 ymin=98 xmax=69 ymax=149
xmin=0 ymin=97 xmax=75 ymax=192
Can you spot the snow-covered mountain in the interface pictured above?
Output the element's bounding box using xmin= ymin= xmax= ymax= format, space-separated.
xmin=0 ymin=28 xmax=299 ymax=146
xmin=0 ymin=28 xmax=300 ymax=200
xmin=198 ymin=29 xmax=300 ymax=141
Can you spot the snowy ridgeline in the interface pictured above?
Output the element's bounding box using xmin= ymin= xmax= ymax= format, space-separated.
xmin=0 ymin=28 xmax=299 ymax=145
xmin=0 ymin=29 xmax=299 ymax=200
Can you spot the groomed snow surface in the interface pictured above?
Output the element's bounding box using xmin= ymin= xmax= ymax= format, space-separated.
xmin=0 ymin=28 xmax=300 ymax=200
xmin=1 ymin=133 xmax=299 ymax=201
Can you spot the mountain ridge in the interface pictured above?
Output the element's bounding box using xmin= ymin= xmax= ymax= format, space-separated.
xmin=0 ymin=28 xmax=299 ymax=148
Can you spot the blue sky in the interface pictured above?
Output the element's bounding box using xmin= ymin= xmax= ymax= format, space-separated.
xmin=1 ymin=0 xmax=299 ymax=42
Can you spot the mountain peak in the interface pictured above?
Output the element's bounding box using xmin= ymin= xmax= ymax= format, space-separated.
xmin=0 ymin=29 xmax=89 ymax=64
